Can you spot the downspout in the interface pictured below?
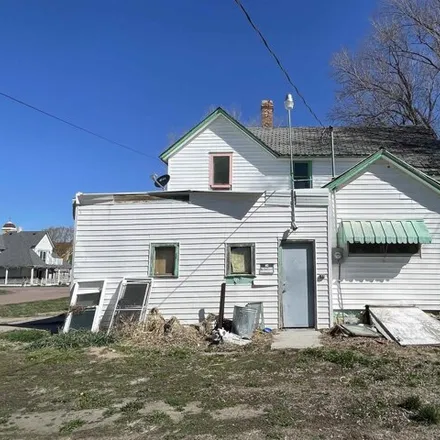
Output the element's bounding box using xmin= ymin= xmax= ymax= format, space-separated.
xmin=287 ymin=107 xmax=297 ymax=231
xmin=330 ymin=126 xmax=336 ymax=179
xmin=329 ymin=127 xmax=344 ymax=324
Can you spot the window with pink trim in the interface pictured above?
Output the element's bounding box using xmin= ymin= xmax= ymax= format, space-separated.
xmin=210 ymin=153 xmax=232 ymax=189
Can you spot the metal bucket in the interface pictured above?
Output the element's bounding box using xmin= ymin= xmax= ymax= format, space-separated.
xmin=232 ymin=305 xmax=258 ymax=338
xmin=246 ymin=302 xmax=264 ymax=331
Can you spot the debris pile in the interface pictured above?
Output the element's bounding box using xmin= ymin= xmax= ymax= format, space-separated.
xmin=116 ymin=308 xmax=203 ymax=347
xmin=330 ymin=306 xmax=440 ymax=346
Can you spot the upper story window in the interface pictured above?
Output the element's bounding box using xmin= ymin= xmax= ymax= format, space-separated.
xmin=39 ymin=251 xmax=47 ymax=261
xmin=210 ymin=153 xmax=232 ymax=190
xmin=294 ymin=162 xmax=312 ymax=189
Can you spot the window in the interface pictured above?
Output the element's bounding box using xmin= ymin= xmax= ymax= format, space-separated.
xmin=210 ymin=153 xmax=232 ymax=189
xmin=151 ymin=244 xmax=179 ymax=277
xmin=39 ymin=251 xmax=47 ymax=261
xmin=293 ymin=162 xmax=312 ymax=189
xmin=226 ymin=243 xmax=255 ymax=276
xmin=348 ymin=243 xmax=420 ymax=255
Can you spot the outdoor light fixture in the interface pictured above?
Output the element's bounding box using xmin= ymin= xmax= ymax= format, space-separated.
xmin=284 ymin=93 xmax=294 ymax=110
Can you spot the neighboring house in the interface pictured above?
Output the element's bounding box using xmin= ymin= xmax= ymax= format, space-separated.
xmin=71 ymin=101 xmax=440 ymax=330
xmin=0 ymin=221 xmax=71 ymax=285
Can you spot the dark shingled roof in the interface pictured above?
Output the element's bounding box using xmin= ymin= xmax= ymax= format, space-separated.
xmin=0 ymin=231 xmax=47 ymax=268
xmin=247 ymin=126 xmax=440 ymax=178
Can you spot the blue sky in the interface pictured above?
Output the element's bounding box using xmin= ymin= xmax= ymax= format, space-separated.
xmin=0 ymin=0 xmax=377 ymax=230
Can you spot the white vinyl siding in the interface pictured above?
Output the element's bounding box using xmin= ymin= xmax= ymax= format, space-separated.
xmin=166 ymin=115 xmax=359 ymax=192
xmin=74 ymin=191 xmax=330 ymax=329
xmin=332 ymin=159 xmax=440 ymax=311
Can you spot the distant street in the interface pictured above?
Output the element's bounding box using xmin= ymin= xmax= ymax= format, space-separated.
xmin=0 ymin=286 xmax=69 ymax=305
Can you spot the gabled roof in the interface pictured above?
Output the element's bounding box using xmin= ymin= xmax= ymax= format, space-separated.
xmin=248 ymin=125 xmax=440 ymax=177
xmin=0 ymin=231 xmax=49 ymax=268
xmin=159 ymin=107 xmax=440 ymax=176
xmin=159 ymin=107 xmax=279 ymax=163
xmin=323 ymin=149 xmax=440 ymax=194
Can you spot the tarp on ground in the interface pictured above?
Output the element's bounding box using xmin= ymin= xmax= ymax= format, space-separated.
xmin=368 ymin=306 xmax=440 ymax=346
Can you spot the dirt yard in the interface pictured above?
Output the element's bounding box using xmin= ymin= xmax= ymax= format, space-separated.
xmin=0 ymin=331 xmax=440 ymax=440
xmin=0 ymin=287 xmax=69 ymax=305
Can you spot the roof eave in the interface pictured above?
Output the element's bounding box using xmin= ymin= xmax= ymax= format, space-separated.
xmin=324 ymin=148 xmax=440 ymax=194
xmin=159 ymin=107 xmax=278 ymax=163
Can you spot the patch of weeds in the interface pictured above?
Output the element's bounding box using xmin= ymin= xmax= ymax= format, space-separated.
xmin=59 ymin=418 xmax=85 ymax=434
xmin=373 ymin=372 xmax=389 ymax=382
xmin=405 ymin=372 xmax=424 ymax=387
xmin=399 ymin=395 xmax=422 ymax=411
xmin=166 ymin=347 xmax=192 ymax=359
xmin=121 ymin=400 xmax=144 ymax=413
xmin=144 ymin=410 xmax=171 ymax=425
xmin=266 ymin=432 xmax=285 ymax=440
xmin=25 ymin=347 xmax=82 ymax=364
xmin=265 ymin=404 xmax=296 ymax=428
xmin=245 ymin=380 xmax=259 ymax=387
xmin=412 ymin=404 xmax=440 ymax=424
xmin=350 ymin=376 xmax=368 ymax=388
xmin=0 ymin=289 xmax=10 ymax=295
xmin=28 ymin=330 xmax=116 ymax=350
xmin=0 ymin=416 xmax=9 ymax=425
xmin=299 ymin=348 xmax=368 ymax=368
xmin=0 ymin=329 xmax=49 ymax=343
xmin=75 ymin=391 xmax=113 ymax=410
xmin=103 ymin=407 xmax=118 ymax=418
xmin=165 ymin=395 xmax=187 ymax=411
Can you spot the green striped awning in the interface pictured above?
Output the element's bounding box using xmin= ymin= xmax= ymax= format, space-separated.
xmin=338 ymin=220 xmax=432 ymax=246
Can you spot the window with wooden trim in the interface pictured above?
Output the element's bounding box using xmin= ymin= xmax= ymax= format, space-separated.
xmin=150 ymin=244 xmax=179 ymax=277
xmin=293 ymin=162 xmax=312 ymax=189
xmin=210 ymin=153 xmax=232 ymax=189
xmin=226 ymin=243 xmax=255 ymax=276
xmin=348 ymin=243 xmax=420 ymax=255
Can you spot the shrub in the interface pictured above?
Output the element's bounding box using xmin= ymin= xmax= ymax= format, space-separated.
xmin=413 ymin=404 xmax=440 ymax=424
xmin=28 ymin=330 xmax=116 ymax=350
xmin=399 ymin=395 xmax=422 ymax=411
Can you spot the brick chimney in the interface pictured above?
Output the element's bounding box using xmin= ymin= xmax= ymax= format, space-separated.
xmin=261 ymin=99 xmax=274 ymax=128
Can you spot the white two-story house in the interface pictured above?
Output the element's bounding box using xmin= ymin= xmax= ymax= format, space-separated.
xmin=71 ymin=101 xmax=440 ymax=330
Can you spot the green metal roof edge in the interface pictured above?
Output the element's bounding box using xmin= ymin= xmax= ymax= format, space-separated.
xmin=159 ymin=107 xmax=279 ymax=163
xmin=323 ymin=148 xmax=440 ymax=194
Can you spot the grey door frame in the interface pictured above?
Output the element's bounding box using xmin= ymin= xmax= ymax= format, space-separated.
xmin=278 ymin=239 xmax=318 ymax=329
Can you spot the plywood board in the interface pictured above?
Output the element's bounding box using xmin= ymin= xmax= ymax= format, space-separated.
xmin=368 ymin=306 xmax=440 ymax=346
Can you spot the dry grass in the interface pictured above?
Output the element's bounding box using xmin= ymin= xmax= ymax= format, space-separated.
xmin=116 ymin=309 xmax=206 ymax=349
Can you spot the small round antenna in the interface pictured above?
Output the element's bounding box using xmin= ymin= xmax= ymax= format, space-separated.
xmin=150 ymin=174 xmax=170 ymax=190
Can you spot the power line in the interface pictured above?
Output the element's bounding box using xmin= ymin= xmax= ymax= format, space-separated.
xmin=233 ymin=0 xmax=325 ymax=127
xmin=0 ymin=91 xmax=161 ymax=161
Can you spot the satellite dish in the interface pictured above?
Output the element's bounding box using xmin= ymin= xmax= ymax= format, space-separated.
xmin=151 ymin=174 xmax=170 ymax=189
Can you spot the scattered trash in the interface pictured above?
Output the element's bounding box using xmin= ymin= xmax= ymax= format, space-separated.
xmin=210 ymin=328 xmax=251 ymax=346
xmin=367 ymin=306 xmax=440 ymax=346
xmin=263 ymin=327 xmax=272 ymax=333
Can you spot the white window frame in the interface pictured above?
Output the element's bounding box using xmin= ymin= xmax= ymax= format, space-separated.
xmin=63 ymin=279 xmax=107 ymax=333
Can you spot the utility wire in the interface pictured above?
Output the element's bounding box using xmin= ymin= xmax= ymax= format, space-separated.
xmin=233 ymin=0 xmax=325 ymax=127
xmin=0 ymin=91 xmax=160 ymax=161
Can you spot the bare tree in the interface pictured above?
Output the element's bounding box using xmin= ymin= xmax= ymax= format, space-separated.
xmin=331 ymin=0 xmax=440 ymax=134
xmin=45 ymin=226 xmax=74 ymax=243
